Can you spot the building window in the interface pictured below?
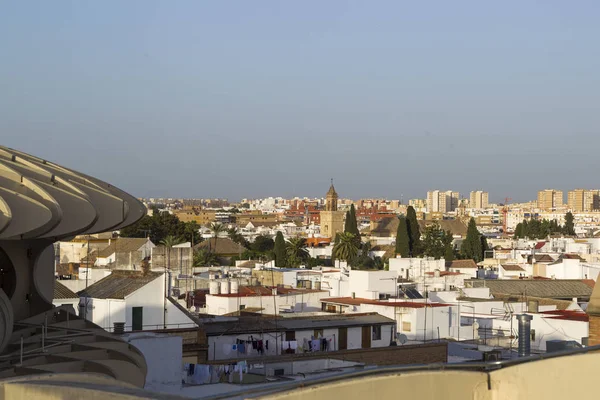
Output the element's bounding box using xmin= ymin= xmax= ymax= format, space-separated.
xmin=402 ymin=321 xmax=411 ymax=332
xmin=372 ymin=325 xmax=382 ymax=341
xmin=314 ymin=329 xmax=324 ymax=338
xmin=239 ymin=305 xmax=245 ymax=311
xmin=285 ymin=331 xmax=296 ymax=341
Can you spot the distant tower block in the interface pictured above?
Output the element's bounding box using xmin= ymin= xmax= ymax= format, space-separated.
xmin=320 ymin=180 xmax=345 ymax=240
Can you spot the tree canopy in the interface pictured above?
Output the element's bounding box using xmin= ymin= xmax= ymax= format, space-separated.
xmin=513 ymin=213 xmax=572 ymax=239
xmin=332 ymin=232 xmax=360 ymax=263
xmin=395 ymin=216 xmax=410 ymax=257
xmin=286 ymin=237 xmax=309 ymax=267
xmin=120 ymin=209 xmax=201 ymax=245
xmin=420 ymin=222 xmax=447 ymax=260
xmin=274 ymin=231 xmax=286 ymax=267
xmin=460 ymin=217 xmax=483 ymax=262
xmin=344 ymin=204 xmax=361 ymax=246
xmin=406 ymin=206 xmax=422 ymax=256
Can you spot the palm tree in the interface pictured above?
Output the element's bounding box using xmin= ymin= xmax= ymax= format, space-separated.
xmin=286 ymin=237 xmax=309 ymax=267
xmin=333 ymin=232 xmax=359 ymax=263
xmin=160 ymin=235 xmax=181 ymax=328
xmin=160 ymin=235 xmax=182 ymax=272
xmin=226 ymin=226 xmax=244 ymax=244
xmin=194 ymin=248 xmax=219 ymax=267
xmin=209 ymin=223 xmax=225 ymax=254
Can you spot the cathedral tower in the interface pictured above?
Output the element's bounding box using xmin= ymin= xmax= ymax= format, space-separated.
xmin=320 ymin=181 xmax=345 ymax=240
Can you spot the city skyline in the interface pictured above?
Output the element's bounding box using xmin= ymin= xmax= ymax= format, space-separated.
xmin=3 ymin=2 xmax=600 ymax=201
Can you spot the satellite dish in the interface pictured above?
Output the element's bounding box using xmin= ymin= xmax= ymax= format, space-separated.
xmin=397 ymin=334 xmax=408 ymax=345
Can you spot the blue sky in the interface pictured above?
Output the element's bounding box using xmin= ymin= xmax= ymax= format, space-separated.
xmin=1 ymin=1 xmax=599 ymax=202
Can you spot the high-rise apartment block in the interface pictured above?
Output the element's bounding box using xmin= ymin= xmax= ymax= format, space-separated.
xmin=469 ymin=191 xmax=489 ymax=209
xmin=537 ymin=189 xmax=563 ymax=210
xmin=426 ymin=190 xmax=460 ymax=213
xmin=567 ymin=189 xmax=600 ymax=212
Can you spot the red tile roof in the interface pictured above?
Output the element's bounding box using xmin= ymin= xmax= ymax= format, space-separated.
xmin=541 ymin=310 xmax=589 ymax=322
xmin=448 ymin=260 xmax=478 ymax=269
xmin=582 ymin=279 xmax=596 ymax=289
xmin=501 ymin=264 xmax=525 ymax=272
xmin=534 ymin=242 xmax=547 ymax=250
xmin=425 ymin=271 xmax=463 ymax=277
xmin=209 ymin=286 xmax=327 ymax=297
xmin=562 ymin=254 xmax=584 ymax=260
xmin=322 ymin=297 xmax=450 ymax=308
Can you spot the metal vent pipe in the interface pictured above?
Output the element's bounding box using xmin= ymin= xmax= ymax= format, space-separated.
xmin=517 ymin=314 xmax=533 ymax=357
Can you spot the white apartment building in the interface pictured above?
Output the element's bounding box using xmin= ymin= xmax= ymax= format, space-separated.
xmin=470 ymin=191 xmax=489 ymax=209
xmin=427 ymin=190 xmax=460 ymax=213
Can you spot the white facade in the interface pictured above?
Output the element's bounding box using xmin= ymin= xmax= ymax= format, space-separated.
xmin=124 ymin=333 xmax=183 ymax=392
xmin=53 ymin=297 xmax=80 ymax=315
xmin=320 ymin=270 xmax=349 ymax=298
xmin=492 ymin=313 xmax=588 ymax=351
xmin=206 ymin=324 xmax=393 ymax=361
xmin=348 ymin=270 xmax=397 ymax=299
xmin=81 ymin=273 xmax=197 ymax=332
xmin=205 ymin=290 xmax=329 ymax=316
xmin=358 ymin=302 xmax=459 ymax=342
xmin=80 ymin=297 xmax=126 ymax=331
xmin=389 ymin=257 xmax=446 ymax=281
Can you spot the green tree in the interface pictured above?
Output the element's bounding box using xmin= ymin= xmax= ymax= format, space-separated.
xmin=460 ymin=218 xmax=483 ymax=262
xmin=120 ymin=209 xmax=198 ymax=244
xmin=344 ymin=204 xmax=361 ymax=246
xmin=443 ymin=230 xmax=454 ymax=262
xmin=209 ymin=222 xmax=225 ymax=254
xmin=514 ymin=223 xmax=524 ymax=239
xmin=480 ymin=235 xmax=489 ymax=260
xmin=331 ymin=234 xmax=341 ymax=265
xmin=226 ymin=226 xmax=244 ymax=245
xmin=421 ymin=222 xmax=445 ymax=260
xmin=251 ymin=235 xmax=275 ymax=253
xmin=373 ymin=257 xmax=385 ymax=270
xmin=406 ymin=206 xmax=422 ymax=256
xmin=193 ymin=248 xmax=219 ymax=267
xmin=274 ymin=231 xmax=287 ymax=267
xmin=564 ymin=212 xmax=575 ymax=236
xmin=394 ymin=216 xmax=411 ymax=257
xmin=286 ymin=237 xmax=309 ymax=267
xmin=160 ymin=235 xmax=182 ymax=273
xmin=332 ymin=232 xmax=360 ymax=264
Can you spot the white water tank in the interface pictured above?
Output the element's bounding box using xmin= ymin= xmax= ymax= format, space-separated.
xmin=209 ymin=281 xmax=220 ymax=295
xmin=220 ymin=280 xmax=230 ymax=295
xmin=230 ymin=280 xmax=239 ymax=294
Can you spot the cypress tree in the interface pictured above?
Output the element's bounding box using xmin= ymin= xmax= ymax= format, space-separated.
xmin=344 ymin=210 xmax=352 ymax=233
xmin=349 ymin=204 xmax=361 ymax=245
xmin=395 ymin=216 xmax=410 ymax=257
xmin=443 ymin=230 xmax=454 ymax=262
xmin=461 ymin=217 xmax=483 ymax=262
xmin=564 ymin=212 xmax=575 ymax=236
xmin=406 ymin=206 xmax=421 ymax=256
xmin=514 ymin=223 xmax=523 ymax=239
xmin=274 ymin=231 xmax=287 ymax=267
xmin=480 ymin=235 xmax=489 ymax=261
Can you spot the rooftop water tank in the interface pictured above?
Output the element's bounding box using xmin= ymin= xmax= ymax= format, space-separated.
xmin=220 ymin=280 xmax=230 ymax=295
xmin=209 ymin=281 xmax=220 ymax=295
xmin=230 ymin=280 xmax=239 ymax=294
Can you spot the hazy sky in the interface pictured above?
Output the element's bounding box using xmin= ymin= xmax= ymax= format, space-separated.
xmin=1 ymin=1 xmax=599 ymax=202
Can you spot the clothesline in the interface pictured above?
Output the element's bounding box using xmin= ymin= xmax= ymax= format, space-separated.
xmin=183 ymin=361 xmax=248 ymax=385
